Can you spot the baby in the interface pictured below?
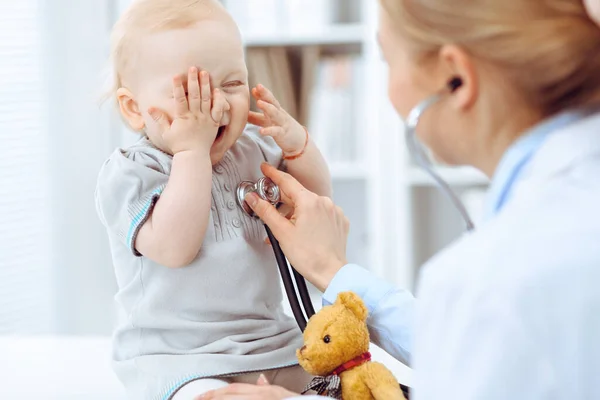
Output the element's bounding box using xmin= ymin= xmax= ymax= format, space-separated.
xmin=95 ymin=0 xmax=332 ymax=399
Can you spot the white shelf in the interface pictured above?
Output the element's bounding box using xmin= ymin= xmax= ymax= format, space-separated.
xmin=330 ymin=162 xmax=369 ymax=180
xmin=408 ymin=166 xmax=490 ymax=186
xmin=243 ymin=24 xmax=365 ymax=47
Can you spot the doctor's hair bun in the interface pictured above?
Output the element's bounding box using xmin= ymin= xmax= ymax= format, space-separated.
xmin=380 ymin=0 xmax=600 ymax=116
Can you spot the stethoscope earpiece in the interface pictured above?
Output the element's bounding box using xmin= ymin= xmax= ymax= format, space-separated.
xmin=447 ymin=76 xmax=463 ymax=93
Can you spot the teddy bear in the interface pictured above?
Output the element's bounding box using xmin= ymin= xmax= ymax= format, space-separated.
xmin=297 ymin=291 xmax=406 ymax=400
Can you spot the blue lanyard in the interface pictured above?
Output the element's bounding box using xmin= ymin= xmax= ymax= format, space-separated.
xmin=484 ymin=112 xmax=582 ymax=220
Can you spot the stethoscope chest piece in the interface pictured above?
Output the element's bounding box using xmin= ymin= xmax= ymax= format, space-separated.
xmin=236 ymin=177 xmax=281 ymax=218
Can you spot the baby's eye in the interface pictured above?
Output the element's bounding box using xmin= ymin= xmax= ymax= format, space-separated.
xmin=323 ymin=335 xmax=331 ymax=344
xmin=222 ymin=80 xmax=244 ymax=88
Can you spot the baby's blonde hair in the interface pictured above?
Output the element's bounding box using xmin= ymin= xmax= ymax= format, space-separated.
xmin=380 ymin=0 xmax=600 ymax=116
xmin=105 ymin=0 xmax=226 ymax=102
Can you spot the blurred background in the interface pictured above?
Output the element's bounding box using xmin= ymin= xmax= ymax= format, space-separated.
xmin=0 ymin=0 xmax=489 ymax=398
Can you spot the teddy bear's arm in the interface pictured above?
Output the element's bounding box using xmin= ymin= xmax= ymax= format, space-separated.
xmin=363 ymin=362 xmax=406 ymax=400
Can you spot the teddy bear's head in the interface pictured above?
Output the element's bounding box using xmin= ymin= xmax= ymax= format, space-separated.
xmin=297 ymin=291 xmax=370 ymax=376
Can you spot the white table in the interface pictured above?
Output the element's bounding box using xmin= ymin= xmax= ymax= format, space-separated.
xmin=0 ymin=335 xmax=411 ymax=399
xmin=0 ymin=336 xmax=126 ymax=400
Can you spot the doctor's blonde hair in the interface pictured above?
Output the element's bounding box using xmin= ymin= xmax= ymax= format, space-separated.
xmin=380 ymin=0 xmax=600 ymax=116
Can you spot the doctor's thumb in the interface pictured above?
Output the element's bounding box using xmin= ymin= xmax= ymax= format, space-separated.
xmin=245 ymin=192 xmax=291 ymax=238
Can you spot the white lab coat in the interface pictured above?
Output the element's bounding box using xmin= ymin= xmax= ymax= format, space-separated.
xmin=294 ymin=113 xmax=600 ymax=400
xmin=414 ymin=113 xmax=600 ymax=399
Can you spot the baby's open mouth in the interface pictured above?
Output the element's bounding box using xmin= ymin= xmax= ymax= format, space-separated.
xmin=215 ymin=125 xmax=227 ymax=142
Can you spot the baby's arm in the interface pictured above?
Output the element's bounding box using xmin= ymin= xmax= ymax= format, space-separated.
xmin=283 ymin=137 xmax=332 ymax=198
xmin=248 ymin=85 xmax=332 ymax=198
xmin=136 ymin=150 xmax=212 ymax=268
xmin=137 ymin=69 xmax=229 ymax=268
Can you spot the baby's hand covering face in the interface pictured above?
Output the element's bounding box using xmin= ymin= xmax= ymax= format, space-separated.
xmin=148 ymin=68 xmax=230 ymax=156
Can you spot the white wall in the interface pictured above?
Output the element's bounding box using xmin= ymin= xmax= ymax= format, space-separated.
xmin=42 ymin=0 xmax=119 ymax=335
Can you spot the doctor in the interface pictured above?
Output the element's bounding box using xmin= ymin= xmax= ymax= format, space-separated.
xmin=203 ymin=0 xmax=600 ymax=399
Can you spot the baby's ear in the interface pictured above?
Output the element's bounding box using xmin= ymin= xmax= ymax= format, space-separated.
xmin=116 ymin=87 xmax=145 ymax=131
xmin=336 ymin=291 xmax=368 ymax=322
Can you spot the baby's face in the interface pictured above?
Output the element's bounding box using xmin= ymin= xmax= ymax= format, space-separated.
xmin=132 ymin=17 xmax=249 ymax=164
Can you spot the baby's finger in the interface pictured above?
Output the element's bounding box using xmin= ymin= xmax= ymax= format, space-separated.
xmin=188 ymin=67 xmax=201 ymax=115
xmin=260 ymin=126 xmax=285 ymax=139
xmin=211 ymin=89 xmax=229 ymax=124
xmin=200 ymin=71 xmax=212 ymax=116
xmin=248 ymin=111 xmax=269 ymax=127
xmin=257 ymin=100 xmax=286 ymax=126
xmin=172 ymin=75 xmax=188 ymax=117
xmin=255 ymin=84 xmax=281 ymax=108
xmin=148 ymin=108 xmax=171 ymax=133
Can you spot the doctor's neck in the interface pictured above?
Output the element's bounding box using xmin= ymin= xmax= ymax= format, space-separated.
xmin=468 ymin=84 xmax=544 ymax=179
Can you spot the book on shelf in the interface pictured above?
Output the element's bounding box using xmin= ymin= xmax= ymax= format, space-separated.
xmin=267 ymin=47 xmax=297 ymax=118
xmin=246 ymin=47 xmax=298 ymax=119
xmin=298 ymin=46 xmax=320 ymax=126
xmin=307 ymin=55 xmax=363 ymax=165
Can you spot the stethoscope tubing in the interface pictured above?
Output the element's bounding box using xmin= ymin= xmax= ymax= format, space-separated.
xmin=264 ymin=225 xmax=315 ymax=331
xmin=406 ymin=92 xmax=476 ymax=232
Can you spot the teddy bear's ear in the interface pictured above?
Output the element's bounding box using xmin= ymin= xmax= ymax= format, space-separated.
xmin=336 ymin=291 xmax=368 ymax=321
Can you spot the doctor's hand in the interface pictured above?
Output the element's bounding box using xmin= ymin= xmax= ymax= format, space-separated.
xmin=198 ymin=375 xmax=300 ymax=400
xmin=246 ymin=163 xmax=349 ymax=292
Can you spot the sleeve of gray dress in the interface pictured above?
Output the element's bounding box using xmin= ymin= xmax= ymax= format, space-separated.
xmin=95 ymin=148 xmax=169 ymax=256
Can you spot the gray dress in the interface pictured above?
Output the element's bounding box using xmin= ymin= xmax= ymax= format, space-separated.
xmin=95 ymin=125 xmax=303 ymax=400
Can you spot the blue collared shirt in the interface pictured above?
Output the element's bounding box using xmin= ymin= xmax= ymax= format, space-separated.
xmin=322 ymin=111 xmax=583 ymax=368
xmin=484 ymin=111 xmax=582 ymax=220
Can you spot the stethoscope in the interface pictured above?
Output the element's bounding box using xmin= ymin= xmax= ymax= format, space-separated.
xmin=235 ymin=76 xmax=475 ymax=333
xmin=406 ymin=76 xmax=476 ymax=232
xmin=237 ymin=178 xmax=316 ymax=331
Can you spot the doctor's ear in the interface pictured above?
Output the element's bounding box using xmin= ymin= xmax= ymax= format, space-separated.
xmin=438 ymin=44 xmax=478 ymax=110
xmin=116 ymin=87 xmax=145 ymax=131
